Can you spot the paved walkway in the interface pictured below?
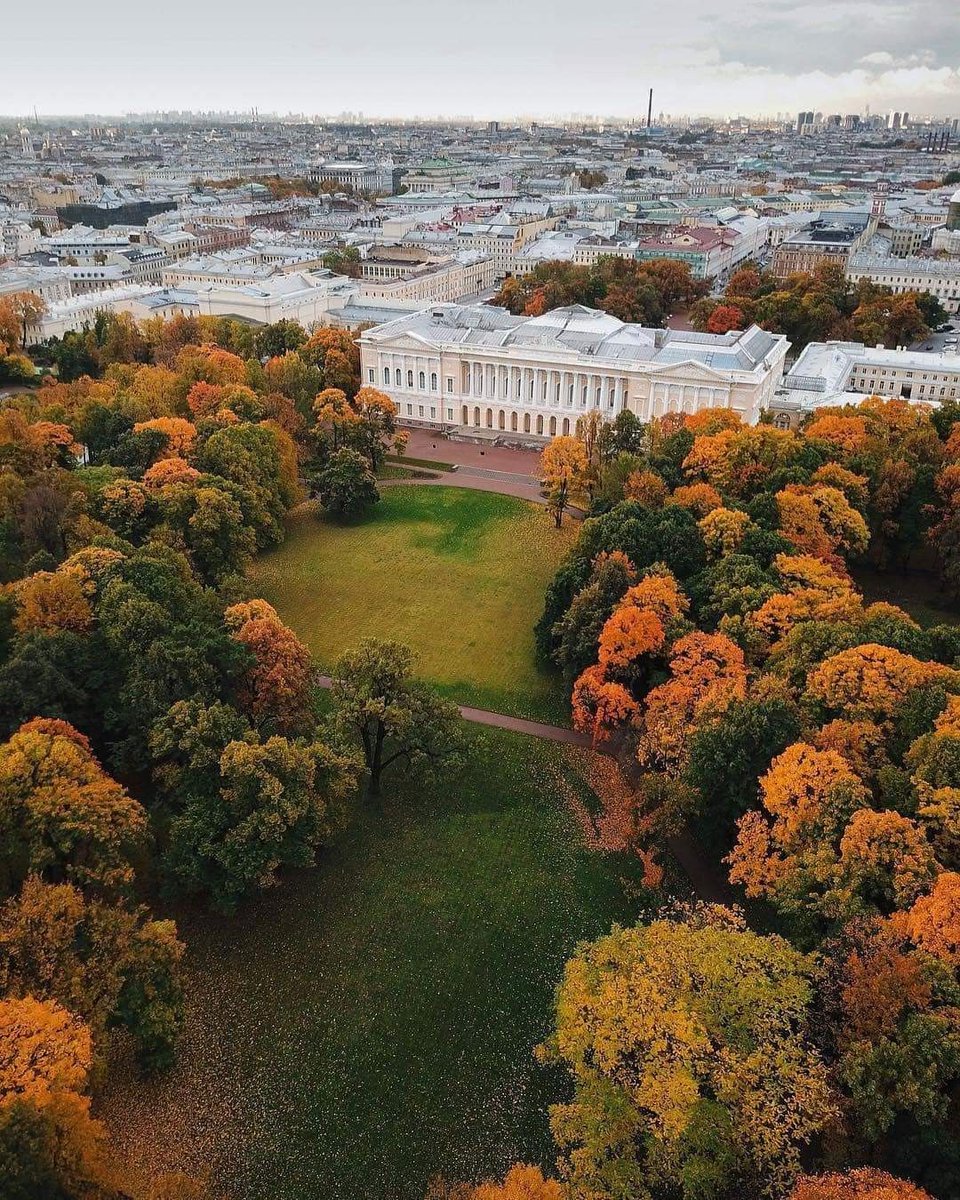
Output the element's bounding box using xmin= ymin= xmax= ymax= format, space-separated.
xmin=457 ymin=704 xmax=592 ymax=745
xmin=316 ymin=675 xmax=591 ymax=746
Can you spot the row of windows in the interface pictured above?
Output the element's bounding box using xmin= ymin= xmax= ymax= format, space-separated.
xmin=862 ymin=380 xmax=955 ymax=396
xmin=369 ymin=366 xmax=455 ymax=393
xmin=403 ymin=404 xmax=453 ymax=420
xmin=856 ymin=366 xmax=960 ymax=383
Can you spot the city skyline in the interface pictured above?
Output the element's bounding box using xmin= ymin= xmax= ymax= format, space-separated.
xmin=5 ymin=0 xmax=959 ymax=121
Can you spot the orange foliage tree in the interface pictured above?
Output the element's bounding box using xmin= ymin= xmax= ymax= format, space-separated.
xmin=11 ymin=568 xmax=92 ymax=636
xmin=775 ymin=484 xmax=869 ymax=562
xmin=224 ymin=600 xmax=314 ymax=734
xmin=899 ymin=871 xmax=960 ymax=966
xmin=806 ymin=644 xmax=960 ymax=725
xmin=540 ymin=436 xmax=589 ymax=528
xmin=637 ymin=632 xmax=747 ymax=772
xmin=0 ymin=995 xmax=91 ymax=1102
xmin=789 ymin=1169 xmax=934 ymax=1200
xmin=804 ymin=414 xmax=869 ymax=457
xmin=571 ymin=664 xmax=640 ymax=745
xmin=471 ymin=1165 xmax=563 ymax=1200
xmin=142 ymin=456 xmax=201 ymax=489
xmin=0 ymin=718 xmax=147 ymax=897
xmin=132 ymin=416 xmax=197 ymax=457
xmin=729 ymin=742 xmax=937 ymax=929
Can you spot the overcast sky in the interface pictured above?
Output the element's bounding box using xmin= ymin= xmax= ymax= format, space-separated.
xmin=4 ymin=0 xmax=959 ymax=119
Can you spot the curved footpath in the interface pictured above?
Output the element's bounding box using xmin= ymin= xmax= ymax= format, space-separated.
xmin=315 ymin=675 xmax=592 ymax=747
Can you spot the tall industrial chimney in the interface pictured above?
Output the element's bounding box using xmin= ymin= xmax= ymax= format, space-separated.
xmin=647 ymin=88 xmax=653 ymax=129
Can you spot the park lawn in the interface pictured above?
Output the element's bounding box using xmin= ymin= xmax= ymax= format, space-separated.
xmin=248 ymin=485 xmax=577 ymax=723
xmin=100 ymin=727 xmax=640 ymax=1200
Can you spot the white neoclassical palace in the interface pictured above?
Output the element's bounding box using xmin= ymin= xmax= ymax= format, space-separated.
xmin=358 ymin=304 xmax=789 ymax=438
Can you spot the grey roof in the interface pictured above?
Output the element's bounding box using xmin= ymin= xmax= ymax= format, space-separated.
xmin=363 ymin=303 xmax=786 ymax=374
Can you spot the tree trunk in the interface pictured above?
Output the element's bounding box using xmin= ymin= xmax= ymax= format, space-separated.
xmin=366 ymin=719 xmax=386 ymax=798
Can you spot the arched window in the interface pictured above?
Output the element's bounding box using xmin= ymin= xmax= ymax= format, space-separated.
xmin=407 ymin=370 xmax=414 ymax=388
xmin=511 ymin=412 xmax=518 ymax=432
xmin=474 ymin=406 xmax=481 ymax=427
xmin=419 ymin=371 xmax=425 ymax=389
xmin=549 ymin=416 xmax=557 ymax=436
xmin=383 ymin=367 xmax=390 ymax=385
xmin=486 ymin=408 xmax=493 ymax=428
xmin=395 ymin=369 xmax=401 ymax=386
xmin=431 ymin=373 xmax=438 ymax=391
xmin=498 ymin=410 xmax=505 ymax=430
xmin=462 ymin=405 xmax=469 ymax=425
xmin=536 ymin=415 xmax=544 ymax=435
xmin=523 ymin=413 xmax=530 ymax=433
xmin=562 ymin=417 xmax=570 ymax=435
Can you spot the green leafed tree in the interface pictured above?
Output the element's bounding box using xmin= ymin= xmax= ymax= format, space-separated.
xmin=328 ymin=639 xmax=464 ymax=797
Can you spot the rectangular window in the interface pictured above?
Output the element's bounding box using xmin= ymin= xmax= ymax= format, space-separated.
xmin=418 ymin=405 xmax=424 ymax=418
xmin=446 ymin=408 xmax=453 ymax=421
xmin=368 ymin=368 xmax=375 ymax=382
xmin=446 ymin=378 xmax=454 ymax=393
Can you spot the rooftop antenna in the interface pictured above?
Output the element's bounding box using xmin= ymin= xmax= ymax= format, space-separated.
xmin=647 ymin=89 xmax=653 ymax=130
xmin=33 ymin=106 xmax=39 ymax=127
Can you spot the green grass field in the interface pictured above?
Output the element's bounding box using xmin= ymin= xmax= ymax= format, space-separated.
xmin=248 ymin=486 xmax=576 ymax=723
xmin=101 ymin=728 xmax=639 ymax=1200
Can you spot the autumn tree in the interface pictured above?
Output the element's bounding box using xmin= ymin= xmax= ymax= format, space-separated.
xmin=0 ymin=995 xmax=91 ymax=1101
xmin=0 ymin=719 xmax=147 ymax=899
xmin=705 ymin=303 xmax=744 ymax=334
xmin=806 ymin=644 xmax=960 ymax=726
xmin=224 ymin=600 xmax=314 ymax=736
xmin=899 ymin=871 xmax=960 ymax=966
xmin=543 ymin=906 xmax=834 ymax=1200
xmin=343 ymin=386 xmax=403 ymax=469
xmin=540 ymin=436 xmax=589 ymax=528
xmin=471 ymin=1165 xmax=563 ymax=1200
xmin=789 ymin=1169 xmax=935 ymax=1200
xmin=328 ymin=640 xmax=463 ymax=797
xmin=0 ymin=996 xmax=123 ymax=1198
xmin=775 ymin=484 xmax=869 ymax=562
xmin=11 ymin=569 xmax=92 ymax=637
xmin=571 ymin=663 xmax=640 ymax=745
xmin=0 ymin=876 xmax=184 ymax=1074
xmin=728 ymin=742 xmax=938 ymax=937
xmin=637 ymin=631 xmax=748 ymax=772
